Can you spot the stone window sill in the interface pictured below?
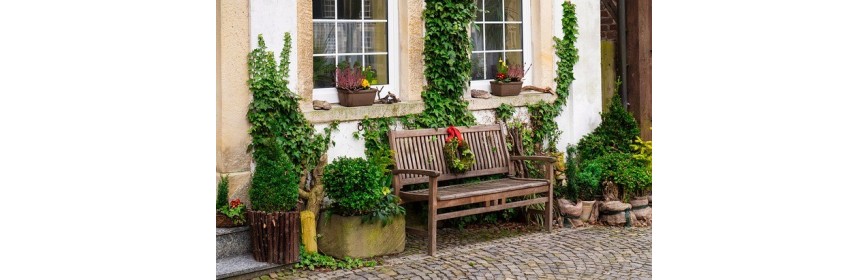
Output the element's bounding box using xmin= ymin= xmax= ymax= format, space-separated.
xmin=302 ymin=91 xmax=556 ymax=124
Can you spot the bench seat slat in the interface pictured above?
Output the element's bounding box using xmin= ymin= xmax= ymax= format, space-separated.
xmin=400 ymin=177 xmax=548 ymax=201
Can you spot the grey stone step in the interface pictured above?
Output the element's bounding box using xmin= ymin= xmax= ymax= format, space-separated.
xmin=217 ymin=226 xmax=250 ymax=259
xmin=216 ymin=254 xmax=284 ymax=280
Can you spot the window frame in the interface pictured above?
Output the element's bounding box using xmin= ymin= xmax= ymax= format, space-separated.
xmin=312 ymin=0 xmax=400 ymax=104
xmin=470 ymin=0 xmax=533 ymax=92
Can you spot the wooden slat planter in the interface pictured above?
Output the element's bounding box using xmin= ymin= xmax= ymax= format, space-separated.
xmin=247 ymin=210 xmax=300 ymax=264
xmin=389 ymin=124 xmax=556 ymax=256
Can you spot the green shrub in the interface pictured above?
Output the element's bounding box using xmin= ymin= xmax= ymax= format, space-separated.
xmin=324 ymin=157 xmax=402 ymax=223
xmin=593 ymin=94 xmax=640 ymax=154
xmin=217 ymin=175 xmax=229 ymax=210
xmin=575 ymin=152 xmax=650 ymax=202
xmin=249 ymin=141 xmax=300 ymax=212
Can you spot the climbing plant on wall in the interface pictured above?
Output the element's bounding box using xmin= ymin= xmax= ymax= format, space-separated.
xmin=527 ymin=0 xmax=579 ymax=152
xmin=413 ymin=0 xmax=477 ymax=128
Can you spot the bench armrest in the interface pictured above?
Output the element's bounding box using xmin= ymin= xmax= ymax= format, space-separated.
xmin=392 ymin=169 xmax=441 ymax=178
xmin=510 ymin=156 xmax=556 ymax=163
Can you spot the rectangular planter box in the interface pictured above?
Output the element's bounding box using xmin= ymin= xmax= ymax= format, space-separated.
xmin=247 ymin=210 xmax=300 ymax=264
xmin=337 ymin=88 xmax=377 ymax=107
xmin=489 ymin=81 xmax=523 ymax=96
xmin=317 ymin=214 xmax=405 ymax=259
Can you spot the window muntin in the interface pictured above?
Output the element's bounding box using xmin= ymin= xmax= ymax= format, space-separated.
xmin=313 ymin=0 xmax=390 ymax=91
xmin=471 ymin=0 xmax=525 ymax=81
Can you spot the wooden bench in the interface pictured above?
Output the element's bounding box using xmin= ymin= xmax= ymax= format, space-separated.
xmin=388 ymin=124 xmax=555 ymax=256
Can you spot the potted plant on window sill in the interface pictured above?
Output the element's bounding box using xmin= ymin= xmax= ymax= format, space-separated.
xmin=490 ymin=59 xmax=527 ymax=97
xmin=335 ymin=65 xmax=377 ymax=107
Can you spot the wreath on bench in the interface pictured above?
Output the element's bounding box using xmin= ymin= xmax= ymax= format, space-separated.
xmin=443 ymin=126 xmax=475 ymax=173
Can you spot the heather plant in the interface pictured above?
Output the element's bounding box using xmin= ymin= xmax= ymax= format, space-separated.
xmin=335 ymin=65 xmax=369 ymax=91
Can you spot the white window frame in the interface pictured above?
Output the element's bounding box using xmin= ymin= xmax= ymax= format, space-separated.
xmin=470 ymin=0 xmax=533 ymax=92
xmin=313 ymin=0 xmax=399 ymax=104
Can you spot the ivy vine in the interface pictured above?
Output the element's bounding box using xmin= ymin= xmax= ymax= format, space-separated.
xmin=414 ymin=0 xmax=477 ymax=128
xmin=527 ymin=1 xmax=579 ymax=152
xmin=247 ymin=33 xmax=334 ymax=195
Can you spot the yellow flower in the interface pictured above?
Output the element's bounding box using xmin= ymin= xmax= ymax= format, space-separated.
xmin=381 ymin=187 xmax=391 ymax=196
xmin=361 ymin=79 xmax=370 ymax=88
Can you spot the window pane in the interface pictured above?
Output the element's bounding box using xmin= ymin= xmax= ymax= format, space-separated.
xmin=364 ymin=22 xmax=388 ymax=52
xmin=313 ymin=0 xmax=336 ymax=19
xmin=475 ymin=0 xmax=483 ymax=21
xmin=505 ymin=51 xmax=523 ymax=68
xmin=363 ymin=0 xmax=387 ymax=19
xmin=337 ymin=0 xmax=362 ymax=19
xmin=484 ymin=24 xmax=503 ymax=51
xmin=485 ymin=52 xmax=503 ymax=80
xmin=313 ymin=56 xmax=336 ymax=88
xmin=314 ymin=22 xmax=335 ymax=54
xmin=471 ymin=53 xmax=486 ymax=80
xmin=471 ymin=24 xmax=483 ymax=52
xmin=505 ymin=23 xmax=522 ymax=50
xmin=337 ymin=55 xmax=364 ymax=69
xmin=364 ymin=55 xmax=389 ymax=85
xmin=504 ymin=0 xmax=521 ymax=21
xmin=484 ymin=0 xmax=503 ymax=21
xmin=337 ymin=22 xmax=363 ymax=53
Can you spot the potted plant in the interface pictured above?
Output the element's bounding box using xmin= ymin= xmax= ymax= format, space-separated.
xmin=247 ymin=140 xmax=302 ymax=264
xmin=490 ymin=58 xmax=526 ymax=96
xmin=335 ymin=64 xmax=378 ymax=107
xmin=318 ymin=157 xmax=406 ymax=259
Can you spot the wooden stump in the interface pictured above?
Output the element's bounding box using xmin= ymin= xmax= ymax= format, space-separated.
xmin=248 ymin=210 xmax=300 ymax=264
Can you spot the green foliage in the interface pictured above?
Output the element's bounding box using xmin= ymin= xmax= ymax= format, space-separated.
xmin=567 ymin=93 xmax=649 ymax=202
xmin=249 ymin=141 xmax=300 ymax=212
xmin=527 ymin=1 xmax=579 ymax=152
xmin=574 ymin=152 xmax=650 ymax=202
xmin=353 ymin=117 xmax=396 ymax=173
xmin=443 ymin=138 xmax=475 ymax=173
xmin=415 ymin=0 xmax=477 ymax=128
xmin=494 ymin=104 xmax=516 ymax=123
xmin=323 ymin=157 xmax=404 ymax=225
xmin=247 ymin=32 xmax=332 ymax=187
xmin=217 ymin=175 xmax=229 ymax=210
xmin=630 ymin=135 xmax=652 ymax=171
xmin=295 ymin=245 xmax=377 ymax=271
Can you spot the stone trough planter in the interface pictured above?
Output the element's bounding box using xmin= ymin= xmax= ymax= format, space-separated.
xmin=317 ymin=214 xmax=405 ymax=259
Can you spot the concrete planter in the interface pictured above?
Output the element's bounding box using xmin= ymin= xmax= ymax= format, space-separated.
xmin=317 ymin=214 xmax=405 ymax=259
xmin=337 ymin=88 xmax=377 ymax=107
xmin=489 ymin=81 xmax=522 ymax=96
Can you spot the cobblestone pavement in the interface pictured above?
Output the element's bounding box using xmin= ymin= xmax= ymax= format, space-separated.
xmin=255 ymin=225 xmax=651 ymax=279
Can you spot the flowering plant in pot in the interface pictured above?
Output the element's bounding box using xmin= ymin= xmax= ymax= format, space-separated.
xmin=335 ymin=64 xmax=378 ymax=107
xmin=490 ymin=58 xmax=526 ymax=96
xmin=216 ymin=176 xmax=247 ymax=227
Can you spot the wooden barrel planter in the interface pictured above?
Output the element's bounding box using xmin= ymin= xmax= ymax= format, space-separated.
xmin=247 ymin=210 xmax=300 ymax=264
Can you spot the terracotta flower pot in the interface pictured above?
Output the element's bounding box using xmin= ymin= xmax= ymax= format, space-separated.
xmin=216 ymin=213 xmax=241 ymax=228
xmin=489 ymin=81 xmax=522 ymax=96
xmin=337 ymin=88 xmax=377 ymax=107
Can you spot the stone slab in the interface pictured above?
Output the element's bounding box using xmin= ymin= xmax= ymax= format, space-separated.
xmin=217 ymin=226 xmax=250 ymax=259
xmin=217 ymin=254 xmax=283 ymax=279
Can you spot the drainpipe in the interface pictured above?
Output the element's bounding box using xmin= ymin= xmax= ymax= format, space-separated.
xmin=618 ymin=0 xmax=628 ymax=107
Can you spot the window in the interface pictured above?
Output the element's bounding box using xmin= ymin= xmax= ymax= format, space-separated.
xmin=313 ymin=0 xmax=398 ymax=103
xmin=470 ymin=0 xmax=532 ymax=90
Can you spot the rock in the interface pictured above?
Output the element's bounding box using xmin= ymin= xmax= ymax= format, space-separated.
xmin=629 ymin=197 xmax=649 ymax=208
xmin=648 ymin=195 xmax=652 ymax=206
xmin=471 ymin=89 xmax=492 ymax=99
xmin=633 ymin=206 xmax=652 ymax=222
xmin=599 ymin=211 xmax=637 ymax=226
xmin=600 ymin=201 xmax=632 ymax=213
xmin=312 ymin=100 xmax=332 ymax=110
xmin=558 ymin=198 xmax=583 ymax=218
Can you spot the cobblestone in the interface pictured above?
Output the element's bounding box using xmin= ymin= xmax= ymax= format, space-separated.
xmin=255 ymin=226 xmax=651 ymax=279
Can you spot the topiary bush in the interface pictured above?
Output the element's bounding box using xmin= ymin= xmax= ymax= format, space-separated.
xmin=323 ymin=157 xmax=393 ymax=218
xmin=249 ymin=141 xmax=300 ymax=212
xmin=217 ymin=175 xmax=229 ymax=210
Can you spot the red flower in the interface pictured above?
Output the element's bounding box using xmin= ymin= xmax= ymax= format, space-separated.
xmin=495 ymin=73 xmax=506 ymax=80
xmin=230 ymin=199 xmax=242 ymax=208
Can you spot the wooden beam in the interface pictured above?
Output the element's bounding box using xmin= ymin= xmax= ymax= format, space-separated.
xmin=436 ymin=197 xmax=549 ymax=221
xmin=625 ymin=0 xmax=652 ymax=140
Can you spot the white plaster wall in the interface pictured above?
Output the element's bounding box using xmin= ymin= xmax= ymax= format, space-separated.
xmin=314 ymin=121 xmax=367 ymax=162
xmin=250 ymin=0 xmax=299 ymax=94
xmin=553 ymin=0 xmax=603 ymax=151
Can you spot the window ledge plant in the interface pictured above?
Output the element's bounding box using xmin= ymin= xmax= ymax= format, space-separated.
xmin=490 ymin=59 xmax=528 ymax=96
xmin=335 ymin=65 xmax=378 ymax=107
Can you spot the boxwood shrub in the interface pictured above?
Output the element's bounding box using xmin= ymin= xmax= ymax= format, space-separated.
xmin=249 ymin=141 xmax=300 ymax=212
xmin=323 ymin=157 xmax=391 ymax=217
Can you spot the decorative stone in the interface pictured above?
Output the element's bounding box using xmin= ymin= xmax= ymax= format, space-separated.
xmin=599 ymin=211 xmax=637 ymax=226
xmin=557 ymin=198 xmax=582 ymax=218
xmin=317 ymin=214 xmax=405 ymax=259
xmin=632 ymin=206 xmax=652 ymax=223
xmin=471 ymin=89 xmax=492 ymax=99
xmin=312 ymin=100 xmax=331 ymax=110
xmin=600 ymin=201 xmax=632 ymax=213
xmin=629 ymin=197 xmax=649 ymax=208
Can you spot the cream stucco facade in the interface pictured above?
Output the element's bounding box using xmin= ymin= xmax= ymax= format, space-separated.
xmin=216 ymin=0 xmax=602 ymax=203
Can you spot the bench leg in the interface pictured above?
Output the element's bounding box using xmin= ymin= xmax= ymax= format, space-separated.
xmin=428 ymin=178 xmax=438 ymax=256
xmin=545 ymin=165 xmax=554 ymax=232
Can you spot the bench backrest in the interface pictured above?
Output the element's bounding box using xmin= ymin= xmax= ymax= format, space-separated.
xmin=388 ymin=124 xmax=512 ymax=188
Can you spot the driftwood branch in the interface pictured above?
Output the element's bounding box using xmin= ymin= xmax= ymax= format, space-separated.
xmin=522 ymin=85 xmax=554 ymax=94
